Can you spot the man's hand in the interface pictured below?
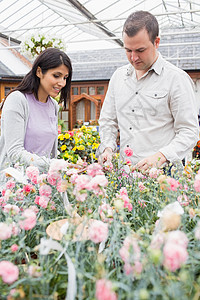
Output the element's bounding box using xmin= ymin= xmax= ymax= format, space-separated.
xmin=98 ymin=147 xmax=113 ymax=166
xmin=132 ymin=152 xmax=167 ymax=172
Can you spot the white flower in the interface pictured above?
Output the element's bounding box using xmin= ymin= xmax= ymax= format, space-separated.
xmin=34 ymin=33 xmax=41 ymax=42
xmin=20 ymin=31 xmax=66 ymax=59
xmin=29 ymin=40 xmax=35 ymax=48
xmin=157 ymin=201 xmax=184 ymax=218
xmin=36 ymin=46 xmax=41 ymax=53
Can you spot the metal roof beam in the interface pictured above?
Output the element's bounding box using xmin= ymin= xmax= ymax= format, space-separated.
xmin=66 ymin=0 xmax=123 ymax=47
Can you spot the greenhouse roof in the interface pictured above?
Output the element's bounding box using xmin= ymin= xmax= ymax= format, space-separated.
xmin=0 ymin=0 xmax=200 ymax=73
xmin=0 ymin=0 xmax=200 ymax=52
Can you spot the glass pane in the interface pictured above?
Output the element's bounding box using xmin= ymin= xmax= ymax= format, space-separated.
xmin=62 ymin=111 xmax=68 ymax=121
xmin=76 ymin=100 xmax=85 ymax=122
xmin=89 ymin=86 xmax=95 ymax=95
xmin=5 ymin=87 xmax=11 ymax=97
xmin=80 ymin=87 xmax=87 ymax=94
xmin=97 ymin=86 xmax=104 ymax=95
xmin=72 ymin=87 xmax=78 ymax=95
xmin=65 ymin=122 xmax=69 ymax=131
xmin=90 ymin=101 xmax=96 ymax=120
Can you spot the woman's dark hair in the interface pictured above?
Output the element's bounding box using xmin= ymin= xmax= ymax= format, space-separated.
xmin=6 ymin=47 xmax=72 ymax=108
xmin=123 ymin=11 xmax=159 ymax=44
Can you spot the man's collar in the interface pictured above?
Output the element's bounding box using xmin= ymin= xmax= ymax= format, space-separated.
xmin=125 ymin=52 xmax=164 ymax=80
xmin=149 ymin=52 xmax=163 ymax=75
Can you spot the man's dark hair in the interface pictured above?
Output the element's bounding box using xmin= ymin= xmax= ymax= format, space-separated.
xmin=123 ymin=10 xmax=159 ymax=44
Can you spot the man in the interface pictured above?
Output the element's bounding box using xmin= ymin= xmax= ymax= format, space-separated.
xmin=96 ymin=10 xmax=199 ymax=172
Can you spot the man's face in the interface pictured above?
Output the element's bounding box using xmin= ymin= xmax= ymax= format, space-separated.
xmin=123 ymin=28 xmax=160 ymax=73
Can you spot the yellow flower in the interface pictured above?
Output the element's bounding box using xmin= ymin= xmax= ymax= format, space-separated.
xmin=64 ymin=133 xmax=70 ymax=139
xmin=61 ymin=145 xmax=67 ymax=151
xmin=58 ymin=134 xmax=64 ymax=141
xmin=64 ymin=152 xmax=69 ymax=158
xmin=72 ymin=147 xmax=77 ymax=151
xmin=89 ymin=153 xmax=96 ymax=159
xmin=77 ymin=145 xmax=85 ymax=150
xmin=92 ymin=143 xmax=99 ymax=150
xmin=87 ymin=142 xmax=91 ymax=146
xmin=74 ymin=137 xmax=79 ymax=144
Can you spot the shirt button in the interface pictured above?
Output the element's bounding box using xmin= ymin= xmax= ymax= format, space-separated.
xmin=132 ymin=109 xmax=134 ymax=112
xmin=129 ymin=127 xmax=132 ymax=130
xmin=136 ymin=92 xmax=138 ymax=95
xmin=155 ymin=93 xmax=157 ymax=96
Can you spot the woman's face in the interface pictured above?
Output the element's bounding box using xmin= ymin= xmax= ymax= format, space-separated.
xmin=36 ymin=64 xmax=69 ymax=102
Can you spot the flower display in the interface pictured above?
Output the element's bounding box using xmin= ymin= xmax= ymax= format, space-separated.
xmin=58 ymin=125 xmax=101 ymax=163
xmin=20 ymin=32 xmax=66 ymax=59
xmin=0 ymin=157 xmax=200 ymax=299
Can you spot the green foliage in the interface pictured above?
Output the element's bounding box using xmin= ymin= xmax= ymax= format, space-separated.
xmin=1 ymin=158 xmax=200 ymax=299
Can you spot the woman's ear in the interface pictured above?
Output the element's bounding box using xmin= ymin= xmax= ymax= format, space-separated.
xmin=36 ymin=66 xmax=42 ymax=78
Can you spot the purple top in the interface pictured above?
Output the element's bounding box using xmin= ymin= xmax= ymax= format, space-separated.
xmin=24 ymin=93 xmax=57 ymax=158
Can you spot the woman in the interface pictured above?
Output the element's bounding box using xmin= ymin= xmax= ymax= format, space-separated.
xmin=0 ymin=47 xmax=72 ymax=185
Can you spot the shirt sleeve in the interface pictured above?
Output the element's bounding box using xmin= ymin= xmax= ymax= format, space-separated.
xmin=2 ymin=92 xmax=50 ymax=171
xmin=159 ymin=72 xmax=199 ymax=163
xmin=96 ymin=72 xmax=119 ymax=157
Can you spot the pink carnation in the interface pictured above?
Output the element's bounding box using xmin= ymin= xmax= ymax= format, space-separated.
xmin=23 ymin=183 xmax=35 ymax=194
xmin=166 ymin=178 xmax=179 ymax=191
xmin=56 ymin=180 xmax=68 ymax=192
xmin=149 ymin=167 xmax=160 ymax=178
xmin=166 ymin=230 xmax=188 ymax=248
xmin=14 ymin=188 xmax=24 ymax=201
xmin=39 ymin=184 xmax=52 ymax=197
xmin=119 ymin=236 xmax=141 ymax=263
xmin=163 ymin=242 xmax=188 ymax=272
xmin=3 ymin=204 xmax=20 ymax=215
xmin=11 ymin=222 xmax=21 ymax=236
xmin=86 ymin=163 xmax=104 ymax=177
xmin=28 ymin=265 xmax=42 ymax=278
xmin=124 ymin=146 xmax=133 ymax=157
xmin=124 ymin=199 xmax=133 ymax=211
xmin=90 ymin=175 xmax=108 ymax=189
xmin=6 ymin=180 xmax=15 ymax=190
xmin=26 ymin=166 xmax=40 ymax=184
xmin=124 ymin=260 xmax=143 ymax=276
xmin=11 ymin=244 xmax=19 ymax=252
xmin=49 ymin=159 xmax=68 ymax=172
xmin=194 ymin=175 xmax=200 ymax=192
xmin=37 ymin=174 xmax=47 ymax=184
xmin=19 ymin=208 xmax=37 ymax=230
xmin=89 ymin=220 xmax=108 ymax=243
xmin=0 ymin=261 xmax=19 ymax=284
xmin=96 ymin=279 xmax=117 ymax=300
xmin=76 ymin=192 xmax=88 ymax=202
xmin=70 ymin=173 xmax=79 ymax=184
xmin=138 ymin=182 xmax=145 ymax=191
xmin=38 ymin=196 xmax=49 ymax=208
xmin=75 ymin=174 xmax=90 ymax=191
xmin=177 ymin=194 xmax=190 ymax=206
xmin=0 ymin=222 xmax=12 ymax=240
xmin=138 ymin=199 xmax=146 ymax=208
xmin=119 ymin=187 xmax=128 ymax=197
xmin=98 ymin=203 xmax=113 ymax=223
xmin=150 ymin=233 xmax=165 ymax=250
xmin=47 ymin=171 xmax=62 ymax=186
